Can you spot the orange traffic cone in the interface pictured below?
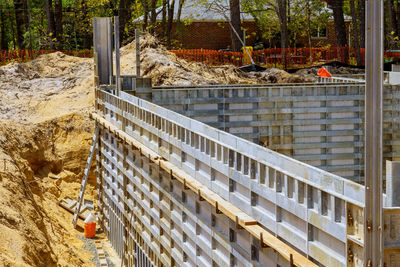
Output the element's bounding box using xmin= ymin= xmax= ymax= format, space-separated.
xmin=317 ymin=67 xmax=332 ymax=77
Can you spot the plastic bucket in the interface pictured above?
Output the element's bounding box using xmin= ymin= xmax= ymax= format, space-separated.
xmin=84 ymin=222 xmax=96 ymax=238
xmin=84 ymin=213 xmax=96 ymax=238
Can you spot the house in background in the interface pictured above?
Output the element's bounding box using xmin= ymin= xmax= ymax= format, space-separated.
xmin=136 ymin=0 xmax=352 ymax=50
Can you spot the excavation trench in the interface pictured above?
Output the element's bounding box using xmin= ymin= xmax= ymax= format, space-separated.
xmin=0 ymin=114 xmax=101 ymax=266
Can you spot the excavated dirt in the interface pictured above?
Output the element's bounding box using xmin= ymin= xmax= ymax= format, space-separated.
xmin=0 ymin=115 xmax=96 ymax=266
xmin=0 ymin=33 xmax=316 ymax=267
xmin=120 ymin=34 xmax=316 ymax=85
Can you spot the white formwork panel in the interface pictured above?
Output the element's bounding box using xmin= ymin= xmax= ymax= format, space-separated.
xmin=95 ymin=88 xmax=399 ymax=267
xmin=151 ymin=83 xmax=400 ymax=182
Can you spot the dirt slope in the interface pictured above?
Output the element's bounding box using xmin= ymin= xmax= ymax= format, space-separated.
xmin=0 ymin=114 xmax=96 ymax=266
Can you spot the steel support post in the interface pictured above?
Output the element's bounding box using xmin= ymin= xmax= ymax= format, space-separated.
xmin=364 ymin=0 xmax=383 ymax=265
xmin=93 ymin=17 xmax=113 ymax=86
xmin=114 ymin=16 xmax=120 ymax=96
xmin=135 ymin=29 xmax=140 ymax=77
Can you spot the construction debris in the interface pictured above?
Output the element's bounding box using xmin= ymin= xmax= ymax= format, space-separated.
xmin=58 ymin=196 xmax=94 ymax=221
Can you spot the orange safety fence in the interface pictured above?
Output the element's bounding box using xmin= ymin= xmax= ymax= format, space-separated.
xmin=0 ymin=49 xmax=93 ymax=66
xmin=171 ymin=47 xmax=400 ymax=69
xmin=3 ymin=47 xmax=400 ymax=69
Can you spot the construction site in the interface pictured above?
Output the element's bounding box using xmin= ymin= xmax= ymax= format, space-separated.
xmin=1 ymin=0 xmax=400 ymax=265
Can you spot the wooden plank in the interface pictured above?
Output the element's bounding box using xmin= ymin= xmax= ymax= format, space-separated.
xmin=95 ymin=240 xmax=108 ymax=267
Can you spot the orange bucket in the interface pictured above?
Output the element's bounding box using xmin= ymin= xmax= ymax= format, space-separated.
xmin=84 ymin=222 xmax=96 ymax=238
xmin=84 ymin=213 xmax=96 ymax=238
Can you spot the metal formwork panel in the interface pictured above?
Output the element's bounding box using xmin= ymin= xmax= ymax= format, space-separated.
xmin=151 ymin=83 xmax=400 ymax=182
xmin=95 ymin=88 xmax=395 ymax=266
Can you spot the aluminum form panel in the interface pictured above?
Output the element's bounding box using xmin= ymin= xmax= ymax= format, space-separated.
xmin=151 ymin=83 xmax=399 ymax=182
xmin=95 ymin=89 xmax=381 ymax=266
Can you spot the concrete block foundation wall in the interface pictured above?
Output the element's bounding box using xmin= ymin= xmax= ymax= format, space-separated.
xmin=151 ymin=83 xmax=400 ymax=182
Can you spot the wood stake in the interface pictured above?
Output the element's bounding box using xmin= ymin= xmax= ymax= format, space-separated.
xmin=235 ymin=216 xmax=243 ymax=229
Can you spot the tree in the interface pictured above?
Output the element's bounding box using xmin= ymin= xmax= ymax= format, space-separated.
xmin=276 ymin=0 xmax=287 ymax=49
xmin=119 ymin=0 xmax=133 ymax=42
xmin=45 ymin=0 xmax=56 ymax=49
xmin=139 ymin=0 xmax=149 ymax=30
xmin=327 ymin=0 xmax=348 ymax=62
xmin=230 ymin=0 xmax=242 ymax=51
xmin=358 ymin=0 xmax=364 ymax=48
xmin=0 ymin=1 xmax=9 ymax=49
xmin=13 ymin=0 xmax=27 ymax=49
xmin=150 ymin=0 xmax=157 ymax=33
xmin=166 ymin=0 xmax=175 ymax=48
xmin=161 ymin=0 xmax=168 ymax=38
xmin=350 ymin=0 xmax=361 ymax=66
xmin=55 ymin=0 xmax=63 ymax=48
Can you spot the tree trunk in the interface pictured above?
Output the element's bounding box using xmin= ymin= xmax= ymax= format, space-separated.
xmin=327 ymin=0 xmax=348 ymax=62
xmin=277 ymin=0 xmax=288 ymax=68
xmin=55 ymin=0 xmax=62 ymax=48
xmin=150 ymin=0 xmax=157 ymax=34
xmin=358 ymin=0 xmax=365 ymax=48
xmin=350 ymin=0 xmax=362 ymax=66
xmin=177 ymin=0 xmax=185 ymax=23
xmin=306 ymin=0 xmax=312 ymax=62
xmin=0 ymin=3 xmax=8 ymax=50
xmin=141 ymin=0 xmax=149 ymax=31
xmin=397 ymin=1 xmax=400 ymax=37
xmin=80 ymin=0 xmax=91 ymax=49
xmin=173 ymin=0 xmax=185 ymax=40
xmin=391 ymin=0 xmax=398 ymax=33
xmin=23 ymin=0 xmax=33 ymax=50
xmin=45 ymin=0 xmax=56 ymax=49
xmin=166 ymin=0 xmax=175 ymax=49
xmin=119 ymin=0 xmax=132 ymax=43
xmin=388 ymin=0 xmax=398 ymax=49
xmin=229 ymin=0 xmax=242 ymax=51
xmin=8 ymin=7 xmax=16 ymax=49
xmin=161 ymin=0 xmax=167 ymax=38
xmin=13 ymin=0 xmax=26 ymax=49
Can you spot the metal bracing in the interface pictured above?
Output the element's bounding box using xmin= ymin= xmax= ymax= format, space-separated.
xmin=114 ymin=16 xmax=121 ymax=96
xmin=364 ymin=0 xmax=384 ymax=265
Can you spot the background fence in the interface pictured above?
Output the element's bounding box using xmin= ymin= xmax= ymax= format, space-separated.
xmin=2 ymin=47 xmax=400 ymax=69
xmin=0 ymin=49 xmax=93 ymax=65
xmin=171 ymin=47 xmax=400 ymax=69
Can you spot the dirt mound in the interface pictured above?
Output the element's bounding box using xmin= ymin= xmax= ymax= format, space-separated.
xmin=246 ymin=68 xmax=315 ymax=83
xmin=294 ymin=65 xmax=364 ymax=77
xmin=120 ymin=33 xmax=312 ymax=85
xmin=0 ymin=52 xmax=93 ymax=123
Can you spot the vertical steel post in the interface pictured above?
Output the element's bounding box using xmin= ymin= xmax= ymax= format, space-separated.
xmin=135 ymin=29 xmax=140 ymax=77
xmin=93 ymin=17 xmax=113 ymax=86
xmin=114 ymin=16 xmax=120 ymax=96
xmin=364 ymin=0 xmax=383 ymax=265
